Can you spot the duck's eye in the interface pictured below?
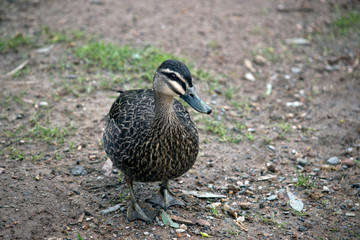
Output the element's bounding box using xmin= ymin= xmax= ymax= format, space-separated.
xmin=169 ymin=73 xmax=177 ymax=80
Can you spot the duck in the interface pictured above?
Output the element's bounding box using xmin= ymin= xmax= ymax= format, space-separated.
xmin=103 ymin=59 xmax=212 ymax=223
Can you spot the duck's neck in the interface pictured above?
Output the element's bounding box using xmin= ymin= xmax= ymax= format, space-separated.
xmin=154 ymin=92 xmax=177 ymax=122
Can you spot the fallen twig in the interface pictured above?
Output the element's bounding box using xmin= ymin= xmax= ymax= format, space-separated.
xmin=4 ymin=60 xmax=29 ymax=78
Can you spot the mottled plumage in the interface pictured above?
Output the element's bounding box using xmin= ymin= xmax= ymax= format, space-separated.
xmin=103 ymin=59 xmax=211 ymax=223
xmin=103 ymin=89 xmax=199 ymax=182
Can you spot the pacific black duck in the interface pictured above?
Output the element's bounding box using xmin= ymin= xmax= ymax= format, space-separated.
xmin=103 ymin=59 xmax=211 ymax=223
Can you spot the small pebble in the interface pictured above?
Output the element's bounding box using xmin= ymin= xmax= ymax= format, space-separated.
xmin=179 ymin=224 xmax=187 ymax=230
xmin=254 ymin=55 xmax=267 ymax=65
xmin=71 ymin=166 xmax=87 ymax=176
xmin=327 ymin=156 xmax=340 ymax=165
xmin=267 ymin=145 xmax=276 ymax=153
xmin=39 ymin=101 xmax=49 ymax=107
xmin=16 ymin=113 xmax=25 ymax=119
xmin=266 ymin=163 xmax=277 ymax=172
xmin=285 ymin=38 xmax=310 ymax=45
xmin=291 ymin=67 xmax=302 ymax=74
xmin=298 ymin=225 xmax=308 ymax=232
xmin=345 ymin=147 xmax=353 ymax=155
xmin=345 ymin=213 xmax=356 ymax=217
xmin=342 ymin=158 xmax=355 ymax=167
xmin=239 ymin=202 xmax=251 ymax=210
xmin=296 ymin=157 xmax=308 ymax=167
xmin=244 ymin=72 xmax=255 ymax=82
xmin=175 ymin=229 xmax=185 ymax=233
xmin=266 ymin=195 xmax=277 ymax=201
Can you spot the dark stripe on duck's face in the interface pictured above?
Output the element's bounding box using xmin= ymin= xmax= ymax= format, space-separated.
xmin=162 ymin=72 xmax=187 ymax=92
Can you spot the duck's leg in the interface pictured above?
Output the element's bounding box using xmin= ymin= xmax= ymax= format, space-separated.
xmin=147 ymin=180 xmax=185 ymax=210
xmin=126 ymin=179 xmax=157 ymax=223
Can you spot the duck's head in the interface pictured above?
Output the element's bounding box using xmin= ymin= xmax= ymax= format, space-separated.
xmin=153 ymin=59 xmax=212 ymax=115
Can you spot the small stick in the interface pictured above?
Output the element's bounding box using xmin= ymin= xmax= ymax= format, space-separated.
xmin=4 ymin=60 xmax=29 ymax=78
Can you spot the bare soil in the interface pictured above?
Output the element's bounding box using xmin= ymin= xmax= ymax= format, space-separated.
xmin=1 ymin=0 xmax=359 ymax=239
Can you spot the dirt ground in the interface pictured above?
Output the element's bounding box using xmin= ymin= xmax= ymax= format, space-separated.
xmin=1 ymin=0 xmax=359 ymax=239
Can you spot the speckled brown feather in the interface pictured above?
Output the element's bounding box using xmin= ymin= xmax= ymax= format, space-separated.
xmin=103 ymin=89 xmax=199 ymax=182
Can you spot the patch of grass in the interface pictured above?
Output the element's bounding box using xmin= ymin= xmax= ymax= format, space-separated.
xmin=296 ymin=171 xmax=317 ymax=189
xmin=200 ymin=117 xmax=242 ymax=143
xmin=207 ymin=39 xmax=222 ymax=50
xmin=69 ymin=142 xmax=76 ymax=152
xmin=334 ymin=10 xmax=360 ymax=35
xmin=256 ymin=212 xmax=288 ymax=229
xmin=0 ymin=91 xmax=26 ymax=108
xmin=76 ymin=42 xmax=176 ymax=80
xmin=118 ymin=172 xmax=125 ymax=183
xmin=77 ymin=233 xmax=84 ymax=240
xmin=208 ymin=201 xmax=222 ymax=217
xmin=29 ymin=120 xmax=76 ymax=145
xmin=253 ymin=46 xmax=281 ymax=63
xmin=55 ymin=152 xmax=62 ymax=160
xmin=3 ymin=125 xmax=28 ymax=142
xmin=207 ymin=79 xmax=222 ymax=95
xmin=41 ymin=26 xmax=87 ymax=43
xmin=262 ymin=136 xmax=273 ymax=144
xmin=75 ymin=41 xmax=220 ymax=91
xmin=278 ymin=122 xmax=292 ymax=139
xmin=12 ymin=66 xmax=30 ymax=78
xmin=31 ymin=153 xmax=45 ymax=161
xmin=116 ymin=191 xmax=129 ymax=203
xmin=97 ymin=138 xmax=104 ymax=150
xmin=193 ymin=69 xmax=217 ymax=82
xmin=10 ymin=148 xmax=25 ymax=161
xmin=224 ymin=86 xmax=240 ymax=100
xmin=0 ymin=33 xmax=35 ymax=53
xmin=245 ymin=132 xmax=255 ymax=141
xmin=227 ymin=229 xmax=242 ymax=236
xmin=231 ymin=101 xmax=251 ymax=117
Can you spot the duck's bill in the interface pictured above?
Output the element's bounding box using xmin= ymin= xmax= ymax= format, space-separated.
xmin=180 ymin=87 xmax=212 ymax=114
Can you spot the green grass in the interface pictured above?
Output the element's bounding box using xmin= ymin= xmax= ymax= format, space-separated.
xmin=224 ymin=86 xmax=240 ymax=100
xmin=10 ymin=148 xmax=25 ymax=161
xmin=0 ymin=91 xmax=26 ymax=108
xmin=77 ymin=233 xmax=84 ymax=240
xmin=278 ymin=122 xmax=292 ymax=139
xmin=252 ymin=46 xmax=282 ymax=63
xmin=296 ymin=171 xmax=317 ymax=189
xmin=193 ymin=69 xmax=217 ymax=82
xmin=75 ymin=41 xmax=220 ymax=91
xmin=245 ymin=132 xmax=255 ymax=141
xmin=334 ymin=10 xmax=360 ymax=35
xmin=207 ymin=200 xmax=222 ymax=217
xmin=31 ymin=153 xmax=45 ymax=161
xmin=256 ymin=212 xmax=288 ymax=229
xmin=200 ymin=117 xmax=242 ymax=143
xmin=28 ymin=116 xmax=76 ymax=145
xmin=41 ymin=26 xmax=87 ymax=43
xmin=12 ymin=66 xmax=30 ymax=78
xmin=76 ymin=42 xmax=177 ymax=80
xmin=0 ymin=33 xmax=35 ymax=53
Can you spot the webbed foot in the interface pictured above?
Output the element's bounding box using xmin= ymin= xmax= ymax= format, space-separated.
xmin=127 ymin=202 xmax=158 ymax=223
xmin=147 ymin=181 xmax=185 ymax=210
